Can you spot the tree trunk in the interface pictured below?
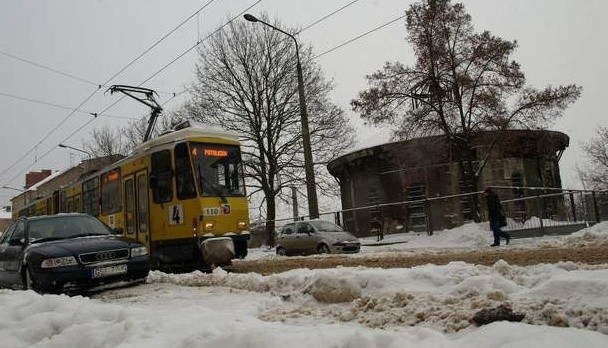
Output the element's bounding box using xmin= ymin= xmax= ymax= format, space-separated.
xmin=265 ymin=193 xmax=277 ymax=247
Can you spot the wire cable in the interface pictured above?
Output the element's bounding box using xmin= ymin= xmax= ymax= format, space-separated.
xmin=102 ymin=0 xmax=217 ymax=85
xmin=297 ymin=0 xmax=361 ymax=34
xmin=0 ymin=91 xmax=134 ymax=120
xmin=1 ymin=0 xmax=220 ymax=184
xmin=0 ymin=49 xmax=100 ymax=87
xmin=313 ymin=14 xmax=405 ymax=59
xmin=97 ymin=0 xmax=263 ymax=117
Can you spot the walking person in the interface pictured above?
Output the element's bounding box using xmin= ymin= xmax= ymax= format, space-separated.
xmin=484 ymin=187 xmax=510 ymax=246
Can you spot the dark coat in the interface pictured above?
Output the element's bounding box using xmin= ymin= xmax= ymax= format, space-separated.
xmin=486 ymin=191 xmax=503 ymax=223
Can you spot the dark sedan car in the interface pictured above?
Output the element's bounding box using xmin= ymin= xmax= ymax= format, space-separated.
xmin=0 ymin=213 xmax=150 ymax=294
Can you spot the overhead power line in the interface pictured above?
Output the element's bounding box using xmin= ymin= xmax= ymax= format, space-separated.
xmin=97 ymin=0 xmax=263 ymax=117
xmin=0 ymin=91 xmax=134 ymax=120
xmin=103 ymin=0 xmax=217 ymax=85
xmin=0 ymin=0 xmax=221 ymax=184
xmin=0 ymin=49 xmax=99 ymax=87
xmin=297 ymin=0 xmax=361 ymax=34
xmin=313 ymin=14 xmax=406 ymax=59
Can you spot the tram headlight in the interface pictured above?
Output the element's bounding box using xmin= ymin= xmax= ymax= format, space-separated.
xmin=237 ymin=220 xmax=247 ymax=230
xmin=204 ymin=221 xmax=215 ymax=231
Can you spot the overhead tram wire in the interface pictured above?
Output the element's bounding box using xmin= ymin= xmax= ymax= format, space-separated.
xmin=96 ymin=0 xmax=263 ymax=117
xmin=0 ymin=86 xmax=101 ymax=180
xmin=0 ymin=49 xmax=178 ymax=96
xmin=312 ymin=14 xmax=406 ymax=60
xmin=296 ymin=0 xmax=361 ymax=34
xmin=0 ymin=91 xmax=134 ymax=120
xmin=0 ymin=0 xmax=220 ymax=183
xmin=102 ymin=0 xmax=217 ymax=85
xmin=5 ymin=117 xmax=99 ymax=185
xmin=3 ymin=0 xmax=370 ymax=185
xmin=0 ymin=50 xmax=99 ymax=87
xmin=98 ymin=0 xmax=358 ymax=117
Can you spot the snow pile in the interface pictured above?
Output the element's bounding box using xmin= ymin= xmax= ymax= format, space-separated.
xmin=2 ymin=222 xmax=608 ymax=347
xmin=145 ymin=259 xmax=608 ymax=335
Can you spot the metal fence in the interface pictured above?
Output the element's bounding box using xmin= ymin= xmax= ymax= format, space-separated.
xmin=249 ymin=186 xmax=608 ymax=246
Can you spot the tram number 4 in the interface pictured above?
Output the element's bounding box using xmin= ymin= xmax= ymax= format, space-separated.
xmin=169 ymin=205 xmax=184 ymax=225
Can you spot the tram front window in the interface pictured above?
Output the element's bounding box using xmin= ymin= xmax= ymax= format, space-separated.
xmin=190 ymin=143 xmax=245 ymax=197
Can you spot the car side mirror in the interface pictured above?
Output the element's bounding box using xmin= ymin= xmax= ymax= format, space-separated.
xmin=8 ymin=238 xmax=24 ymax=247
xmin=112 ymin=227 xmax=124 ymax=235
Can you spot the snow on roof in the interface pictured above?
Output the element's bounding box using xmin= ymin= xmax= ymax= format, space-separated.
xmin=0 ymin=208 xmax=11 ymax=219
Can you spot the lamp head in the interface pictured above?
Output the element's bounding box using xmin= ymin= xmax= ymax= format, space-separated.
xmin=243 ymin=14 xmax=258 ymax=22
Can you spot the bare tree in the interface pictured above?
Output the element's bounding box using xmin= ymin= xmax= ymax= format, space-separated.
xmin=179 ymin=16 xmax=355 ymax=245
xmin=352 ymin=0 xmax=581 ymax=219
xmin=83 ymin=126 xmax=129 ymax=158
xmin=581 ymin=125 xmax=608 ymax=190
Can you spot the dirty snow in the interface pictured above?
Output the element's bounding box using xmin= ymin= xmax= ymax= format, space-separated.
xmin=2 ymin=222 xmax=608 ymax=347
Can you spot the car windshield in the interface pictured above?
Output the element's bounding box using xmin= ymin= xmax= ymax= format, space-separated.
xmin=309 ymin=220 xmax=343 ymax=232
xmin=28 ymin=215 xmax=111 ymax=243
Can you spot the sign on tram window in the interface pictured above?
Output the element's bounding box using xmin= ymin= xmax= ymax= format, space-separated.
xmin=203 ymin=148 xmax=228 ymax=157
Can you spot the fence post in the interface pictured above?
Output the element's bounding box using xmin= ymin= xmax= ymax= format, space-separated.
xmin=536 ymin=195 xmax=544 ymax=232
xmin=334 ymin=211 xmax=341 ymax=227
xmin=569 ymin=192 xmax=577 ymax=222
xmin=592 ymin=191 xmax=600 ymax=223
xmin=425 ymin=198 xmax=433 ymax=236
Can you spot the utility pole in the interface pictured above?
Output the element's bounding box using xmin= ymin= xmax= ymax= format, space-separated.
xmin=243 ymin=14 xmax=320 ymax=219
xmin=291 ymin=186 xmax=299 ymax=221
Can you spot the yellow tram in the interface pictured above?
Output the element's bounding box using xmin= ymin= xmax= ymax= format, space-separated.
xmin=18 ymin=121 xmax=250 ymax=269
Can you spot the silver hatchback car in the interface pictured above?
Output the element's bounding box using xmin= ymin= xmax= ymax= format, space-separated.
xmin=275 ymin=219 xmax=360 ymax=256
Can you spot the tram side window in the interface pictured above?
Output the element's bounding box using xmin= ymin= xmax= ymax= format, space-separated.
xmin=82 ymin=177 xmax=100 ymax=217
xmin=151 ymin=150 xmax=173 ymax=204
xmin=101 ymin=169 xmax=122 ymax=215
xmin=124 ymin=178 xmax=136 ymax=234
xmin=175 ymin=143 xmax=196 ymax=200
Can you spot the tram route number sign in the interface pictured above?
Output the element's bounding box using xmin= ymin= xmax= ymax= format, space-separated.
xmin=168 ymin=204 xmax=184 ymax=225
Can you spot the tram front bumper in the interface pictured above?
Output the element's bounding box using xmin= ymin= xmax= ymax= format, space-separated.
xmin=199 ymin=237 xmax=235 ymax=266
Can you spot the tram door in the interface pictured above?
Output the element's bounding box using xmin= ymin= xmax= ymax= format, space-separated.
xmin=123 ymin=171 xmax=150 ymax=246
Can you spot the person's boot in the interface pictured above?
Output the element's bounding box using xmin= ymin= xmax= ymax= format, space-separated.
xmin=490 ymin=243 xmax=499 ymax=247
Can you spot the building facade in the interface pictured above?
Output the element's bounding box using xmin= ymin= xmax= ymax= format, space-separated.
xmin=327 ymin=130 xmax=569 ymax=237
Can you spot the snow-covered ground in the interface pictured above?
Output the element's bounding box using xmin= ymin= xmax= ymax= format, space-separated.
xmin=2 ymin=222 xmax=608 ymax=348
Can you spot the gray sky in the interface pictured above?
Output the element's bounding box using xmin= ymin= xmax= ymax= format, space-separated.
xmin=1 ymin=0 xmax=606 ymax=209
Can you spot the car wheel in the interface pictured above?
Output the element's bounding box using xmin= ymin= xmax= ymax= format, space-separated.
xmin=276 ymin=247 xmax=286 ymax=256
xmin=317 ymin=244 xmax=330 ymax=254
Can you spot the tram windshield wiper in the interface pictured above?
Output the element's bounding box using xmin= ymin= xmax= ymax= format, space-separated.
xmin=198 ymin=163 xmax=227 ymax=203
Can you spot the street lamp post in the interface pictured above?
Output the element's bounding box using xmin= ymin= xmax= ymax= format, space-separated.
xmin=59 ymin=144 xmax=92 ymax=173
xmin=2 ymin=185 xmax=25 ymax=193
xmin=243 ymin=14 xmax=319 ymax=219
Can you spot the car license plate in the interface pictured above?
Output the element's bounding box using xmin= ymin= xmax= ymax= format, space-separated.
xmin=92 ymin=264 xmax=128 ymax=278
